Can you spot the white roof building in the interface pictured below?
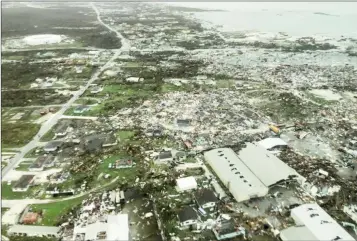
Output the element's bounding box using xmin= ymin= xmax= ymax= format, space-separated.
xmin=280 ymin=203 xmax=355 ymax=241
xmin=176 ymin=176 xmax=198 ymax=192
xmin=257 ymin=137 xmax=287 ymax=150
xmin=238 ymin=143 xmax=303 ymax=187
xmin=204 ymin=144 xmax=304 ymax=203
xmin=8 ymin=225 xmax=61 ymax=237
xmin=204 ymin=148 xmax=269 ymax=202
xmin=74 ymin=214 xmax=129 ymax=241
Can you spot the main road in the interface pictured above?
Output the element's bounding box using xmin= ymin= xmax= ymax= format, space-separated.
xmin=1 ymin=3 xmax=130 ymax=179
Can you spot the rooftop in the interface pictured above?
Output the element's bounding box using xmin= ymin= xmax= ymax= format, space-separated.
xmin=178 ymin=206 xmax=198 ymax=222
xmin=238 ymin=143 xmax=302 ymax=187
xmin=13 ymin=175 xmax=35 ymax=189
xmin=8 ymin=225 xmax=60 ymax=236
xmin=194 ymin=188 xmax=219 ymax=206
xmin=288 ymin=203 xmax=355 ymax=241
xmin=29 ymin=155 xmax=54 ymax=169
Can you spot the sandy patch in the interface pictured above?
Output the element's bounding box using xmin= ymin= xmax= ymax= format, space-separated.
xmin=309 ymin=89 xmax=342 ymax=101
xmin=23 ymin=34 xmax=62 ymax=46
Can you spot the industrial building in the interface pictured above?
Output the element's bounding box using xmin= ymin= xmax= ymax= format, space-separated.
xmin=280 ymin=203 xmax=355 ymax=241
xmin=204 ymin=144 xmax=304 ymax=202
xmin=8 ymin=225 xmax=61 ymax=238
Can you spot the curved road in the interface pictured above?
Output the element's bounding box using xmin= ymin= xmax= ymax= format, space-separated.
xmin=1 ymin=3 xmax=130 ymax=180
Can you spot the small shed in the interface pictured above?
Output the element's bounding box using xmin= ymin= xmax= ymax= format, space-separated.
xmin=176 ymin=176 xmax=197 ymax=192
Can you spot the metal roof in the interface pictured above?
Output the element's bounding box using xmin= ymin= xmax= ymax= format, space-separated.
xmin=290 ymin=203 xmax=355 ymax=241
xmin=257 ymin=137 xmax=287 ymax=150
xmin=8 ymin=225 xmax=60 ymax=236
xmin=280 ymin=226 xmax=316 ymax=241
xmin=204 ymin=148 xmax=268 ymax=202
xmin=238 ymin=143 xmax=300 ymax=187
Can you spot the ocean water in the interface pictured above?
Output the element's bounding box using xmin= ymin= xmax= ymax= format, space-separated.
xmin=166 ymin=2 xmax=357 ymax=38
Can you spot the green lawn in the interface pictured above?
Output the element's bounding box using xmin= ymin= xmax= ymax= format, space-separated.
xmin=97 ymin=154 xmax=137 ymax=184
xmin=40 ymin=129 xmax=56 ymax=142
xmin=15 ymin=162 xmax=33 ymax=171
xmin=116 ymin=130 xmax=135 ymax=142
xmin=1 ymin=122 xmax=40 ymax=148
xmin=1 ymin=182 xmax=34 ymax=199
xmin=30 ymin=196 xmax=86 ymax=226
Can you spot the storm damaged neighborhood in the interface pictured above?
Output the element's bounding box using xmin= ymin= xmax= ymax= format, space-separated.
xmin=1 ymin=2 xmax=357 ymax=241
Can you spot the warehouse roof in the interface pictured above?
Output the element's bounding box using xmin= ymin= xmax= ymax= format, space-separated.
xmin=8 ymin=225 xmax=60 ymax=236
xmin=204 ymin=148 xmax=268 ymax=202
xmin=257 ymin=137 xmax=287 ymax=150
xmin=238 ymin=143 xmax=300 ymax=187
xmin=289 ymin=203 xmax=355 ymax=241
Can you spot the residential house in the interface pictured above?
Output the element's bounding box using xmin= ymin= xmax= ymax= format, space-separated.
xmin=157 ymin=150 xmax=173 ymax=163
xmin=74 ymin=105 xmax=91 ymax=114
xmin=55 ymin=123 xmax=69 ymax=138
xmin=178 ymin=206 xmax=199 ymax=228
xmin=194 ymin=188 xmax=219 ymax=211
xmin=29 ymin=155 xmax=55 ymax=172
xmin=126 ymin=76 xmax=143 ymax=82
xmin=213 ymin=215 xmax=245 ymax=240
xmin=8 ymin=225 xmax=61 ymax=238
xmin=44 ymin=141 xmax=63 ymax=152
xmin=82 ymin=134 xmax=117 ymax=152
xmin=91 ymin=85 xmax=103 ymax=94
xmin=109 ymin=158 xmax=134 ymax=169
xmin=12 ymin=175 xmax=35 ymax=192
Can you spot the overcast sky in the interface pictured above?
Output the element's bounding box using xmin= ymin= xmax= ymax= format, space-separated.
xmin=165 ymin=2 xmax=357 ymax=15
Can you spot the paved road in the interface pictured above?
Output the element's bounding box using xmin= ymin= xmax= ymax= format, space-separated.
xmin=1 ymin=3 xmax=130 ymax=180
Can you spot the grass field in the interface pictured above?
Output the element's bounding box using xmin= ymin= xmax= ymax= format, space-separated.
xmin=30 ymin=196 xmax=86 ymax=226
xmin=1 ymin=182 xmax=34 ymax=199
xmin=1 ymin=122 xmax=40 ymax=148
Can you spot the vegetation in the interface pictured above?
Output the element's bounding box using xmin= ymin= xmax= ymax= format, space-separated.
xmin=30 ymin=196 xmax=85 ymax=226
xmin=1 ymin=122 xmax=40 ymax=148
xmin=2 ymin=89 xmax=70 ymax=107
xmin=1 ymin=182 xmax=34 ymax=199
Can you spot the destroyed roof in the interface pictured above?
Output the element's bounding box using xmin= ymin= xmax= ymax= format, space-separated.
xmin=55 ymin=122 xmax=69 ymax=133
xmin=257 ymin=137 xmax=288 ymax=150
xmin=13 ymin=175 xmax=35 ymax=189
xmin=44 ymin=141 xmax=63 ymax=149
xmin=204 ymin=148 xmax=268 ymax=202
xmin=238 ymin=143 xmax=301 ymax=187
xmin=194 ymin=188 xmax=218 ymax=206
xmin=30 ymin=155 xmax=55 ymax=169
xmin=158 ymin=151 xmax=172 ymax=159
xmin=216 ymin=218 xmax=238 ymax=236
xmin=178 ymin=206 xmax=198 ymax=222
xmin=176 ymin=119 xmax=191 ymax=126
xmin=289 ymin=203 xmax=355 ymax=241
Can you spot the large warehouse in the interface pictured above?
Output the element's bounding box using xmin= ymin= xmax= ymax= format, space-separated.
xmin=280 ymin=203 xmax=355 ymax=241
xmin=204 ymin=143 xmax=304 ymax=202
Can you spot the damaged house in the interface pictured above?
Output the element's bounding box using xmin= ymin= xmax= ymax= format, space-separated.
xmin=178 ymin=206 xmax=199 ymax=228
xmin=44 ymin=141 xmax=63 ymax=152
xmin=28 ymin=155 xmax=55 ymax=172
xmin=54 ymin=122 xmax=70 ymax=138
xmin=213 ymin=215 xmax=245 ymax=240
xmin=81 ymin=133 xmax=117 ymax=152
xmin=194 ymin=188 xmax=219 ymax=211
xmin=12 ymin=175 xmax=35 ymax=192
